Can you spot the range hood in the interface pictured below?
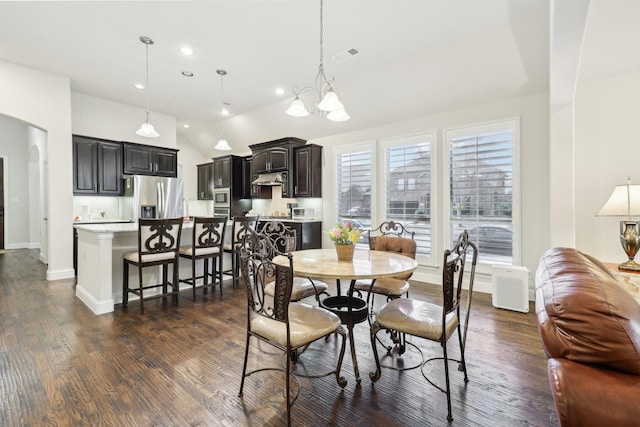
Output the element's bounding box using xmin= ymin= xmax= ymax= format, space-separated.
xmin=252 ymin=172 xmax=283 ymax=186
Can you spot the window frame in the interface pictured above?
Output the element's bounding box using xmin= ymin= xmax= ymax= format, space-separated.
xmin=443 ymin=117 xmax=521 ymax=270
xmin=380 ymin=132 xmax=436 ymax=266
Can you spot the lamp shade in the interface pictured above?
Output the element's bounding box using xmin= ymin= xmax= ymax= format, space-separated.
xmin=327 ymin=107 xmax=350 ymax=122
xmin=285 ymin=97 xmax=309 ymax=117
xmin=597 ymin=183 xmax=640 ymax=217
xmin=214 ymin=137 xmax=232 ymax=151
xmin=136 ymin=122 xmax=159 ymax=138
xmin=317 ymin=89 xmax=342 ymax=112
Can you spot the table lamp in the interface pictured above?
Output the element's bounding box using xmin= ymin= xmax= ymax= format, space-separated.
xmin=597 ymin=179 xmax=640 ymax=271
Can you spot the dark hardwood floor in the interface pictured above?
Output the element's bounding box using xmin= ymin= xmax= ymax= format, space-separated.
xmin=0 ymin=249 xmax=558 ymax=426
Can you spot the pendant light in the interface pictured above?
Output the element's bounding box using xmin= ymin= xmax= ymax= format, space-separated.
xmin=214 ymin=69 xmax=232 ymax=151
xmin=136 ymin=36 xmax=159 ymax=138
xmin=285 ymin=0 xmax=349 ymax=121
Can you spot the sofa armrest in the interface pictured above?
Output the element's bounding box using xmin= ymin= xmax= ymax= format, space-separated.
xmin=548 ymin=358 xmax=640 ymax=427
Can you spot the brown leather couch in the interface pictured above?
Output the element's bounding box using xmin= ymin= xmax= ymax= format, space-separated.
xmin=535 ymin=247 xmax=640 ymax=427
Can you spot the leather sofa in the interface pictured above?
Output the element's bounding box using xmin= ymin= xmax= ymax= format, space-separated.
xmin=535 ymin=247 xmax=640 ymax=427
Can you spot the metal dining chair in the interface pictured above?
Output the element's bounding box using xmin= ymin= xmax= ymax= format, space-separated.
xmin=178 ymin=216 xmax=227 ymax=300
xmin=258 ymin=220 xmax=329 ymax=302
xmin=369 ymin=230 xmax=478 ymax=422
xmin=238 ymin=230 xmax=347 ymax=426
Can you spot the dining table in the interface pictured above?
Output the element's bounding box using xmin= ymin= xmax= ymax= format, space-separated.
xmin=272 ymin=247 xmax=418 ymax=384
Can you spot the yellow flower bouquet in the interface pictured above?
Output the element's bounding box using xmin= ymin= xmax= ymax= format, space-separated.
xmin=326 ymin=221 xmax=362 ymax=245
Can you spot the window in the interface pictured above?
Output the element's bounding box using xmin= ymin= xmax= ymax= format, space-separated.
xmin=446 ymin=119 xmax=518 ymax=265
xmin=336 ymin=148 xmax=373 ymax=244
xmin=383 ymin=134 xmax=433 ymax=260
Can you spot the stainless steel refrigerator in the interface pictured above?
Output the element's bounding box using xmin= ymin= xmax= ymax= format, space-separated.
xmin=121 ymin=175 xmax=184 ymax=222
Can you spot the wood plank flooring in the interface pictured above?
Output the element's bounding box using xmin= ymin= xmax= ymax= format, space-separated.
xmin=0 ymin=249 xmax=558 ymax=426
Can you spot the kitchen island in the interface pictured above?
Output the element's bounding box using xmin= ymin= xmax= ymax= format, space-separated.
xmin=75 ymin=221 xmax=212 ymax=315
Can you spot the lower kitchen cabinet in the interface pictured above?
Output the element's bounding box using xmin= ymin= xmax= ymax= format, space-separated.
xmin=259 ymin=220 xmax=321 ymax=250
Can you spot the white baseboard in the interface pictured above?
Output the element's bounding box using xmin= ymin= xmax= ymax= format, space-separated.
xmin=46 ymin=268 xmax=75 ymax=281
xmin=76 ymin=284 xmax=114 ymax=315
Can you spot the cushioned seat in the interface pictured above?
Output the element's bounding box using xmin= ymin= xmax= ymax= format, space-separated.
xmin=265 ymin=277 xmax=329 ymax=302
xmin=376 ymin=298 xmax=458 ymax=340
xmin=251 ymin=302 xmax=342 ymax=347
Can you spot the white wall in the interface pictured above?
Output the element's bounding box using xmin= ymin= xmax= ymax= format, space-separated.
xmin=309 ymin=92 xmax=550 ymax=292
xmin=71 ymin=92 xmax=177 ymax=148
xmin=0 ymin=60 xmax=73 ymax=279
xmin=575 ymin=71 xmax=640 ymax=261
xmin=0 ymin=115 xmax=29 ymax=248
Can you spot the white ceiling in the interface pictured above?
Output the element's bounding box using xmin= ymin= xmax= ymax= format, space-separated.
xmin=0 ymin=0 xmax=549 ymax=156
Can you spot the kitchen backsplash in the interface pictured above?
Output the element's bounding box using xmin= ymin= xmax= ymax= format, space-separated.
xmin=73 ymin=196 xmax=120 ymax=220
xmin=250 ymin=186 xmax=322 ymax=219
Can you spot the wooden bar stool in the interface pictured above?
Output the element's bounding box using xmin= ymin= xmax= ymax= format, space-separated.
xmin=179 ymin=216 xmax=227 ymax=300
xmin=222 ymin=215 xmax=258 ymax=288
xmin=122 ymin=218 xmax=183 ymax=314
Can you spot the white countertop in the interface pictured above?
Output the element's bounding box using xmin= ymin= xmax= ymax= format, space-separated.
xmin=73 ymin=219 xmax=132 ymax=225
xmin=74 ymin=220 xmax=236 ymax=234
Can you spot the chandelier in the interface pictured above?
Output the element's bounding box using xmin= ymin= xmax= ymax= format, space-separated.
xmin=136 ymin=36 xmax=159 ymax=138
xmin=214 ymin=69 xmax=232 ymax=151
xmin=285 ymin=0 xmax=349 ymax=122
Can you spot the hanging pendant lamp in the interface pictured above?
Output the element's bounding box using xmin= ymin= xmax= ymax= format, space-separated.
xmin=214 ymin=69 xmax=232 ymax=151
xmin=136 ymin=36 xmax=159 ymax=138
xmin=285 ymin=0 xmax=349 ymax=121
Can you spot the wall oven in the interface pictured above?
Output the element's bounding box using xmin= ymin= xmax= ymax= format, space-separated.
xmin=214 ymin=207 xmax=230 ymax=218
xmin=213 ymin=188 xmax=230 ymax=207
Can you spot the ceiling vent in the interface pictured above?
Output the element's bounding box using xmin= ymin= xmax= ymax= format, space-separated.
xmin=332 ymin=48 xmax=360 ymax=63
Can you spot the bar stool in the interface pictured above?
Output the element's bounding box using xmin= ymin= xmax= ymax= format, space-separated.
xmin=222 ymin=215 xmax=258 ymax=288
xmin=122 ymin=218 xmax=183 ymax=314
xmin=178 ymin=216 xmax=227 ymax=300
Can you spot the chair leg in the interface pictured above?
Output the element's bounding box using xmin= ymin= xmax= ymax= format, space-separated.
xmin=369 ymin=321 xmax=383 ymax=382
xmin=457 ymin=324 xmax=468 ymax=379
xmin=442 ymin=338 xmax=453 ymax=422
xmin=232 ymin=250 xmax=238 ymax=289
xmin=285 ymin=346 xmax=292 ymax=427
xmin=122 ymin=262 xmax=129 ymax=307
xmin=192 ymin=256 xmax=198 ymax=301
xmin=173 ymin=261 xmax=179 ymax=305
xmin=138 ymin=264 xmax=144 ymax=314
xmin=238 ymin=333 xmax=251 ymax=397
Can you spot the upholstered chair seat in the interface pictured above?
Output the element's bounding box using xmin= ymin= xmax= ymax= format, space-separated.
xmin=376 ymin=298 xmax=458 ymax=340
xmin=250 ymin=302 xmax=342 ymax=347
xmin=265 ymin=277 xmax=329 ymax=301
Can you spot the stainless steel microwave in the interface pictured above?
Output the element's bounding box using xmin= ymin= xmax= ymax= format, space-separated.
xmin=213 ymin=189 xmax=230 ymax=207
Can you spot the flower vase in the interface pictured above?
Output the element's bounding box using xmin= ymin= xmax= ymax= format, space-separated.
xmin=335 ymin=244 xmax=355 ymax=261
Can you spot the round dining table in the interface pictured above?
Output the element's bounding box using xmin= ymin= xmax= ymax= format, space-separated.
xmin=273 ymin=247 xmax=418 ymax=383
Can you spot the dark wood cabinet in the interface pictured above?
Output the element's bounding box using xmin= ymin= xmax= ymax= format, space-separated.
xmin=197 ymin=163 xmax=214 ymax=200
xmin=73 ymin=135 xmax=122 ymax=195
xmin=211 ymin=155 xmax=244 ymax=198
xmin=242 ymin=156 xmax=252 ymax=199
xmin=249 ymin=137 xmax=306 ymax=197
xmin=258 ymin=220 xmax=322 ymax=250
xmin=251 ymin=146 xmax=289 ymax=173
xmin=213 ymin=156 xmax=231 ymax=188
xmin=293 ymin=144 xmax=322 ymax=198
xmin=123 ymin=142 xmax=178 ymax=177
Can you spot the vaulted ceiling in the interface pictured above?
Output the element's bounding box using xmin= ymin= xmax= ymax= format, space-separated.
xmin=0 ymin=1 xmax=549 ymax=156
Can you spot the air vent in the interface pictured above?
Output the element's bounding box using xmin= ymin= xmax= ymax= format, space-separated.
xmin=332 ymin=48 xmax=360 ymax=63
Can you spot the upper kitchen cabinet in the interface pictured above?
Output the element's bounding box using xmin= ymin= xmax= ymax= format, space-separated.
xmin=73 ymin=135 xmax=122 ymax=196
xmin=249 ymin=137 xmax=306 ymax=174
xmin=197 ymin=162 xmax=214 ymax=200
xmin=293 ymin=144 xmax=322 ymax=198
xmin=212 ymin=155 xmax=244 ymax=197
xmin=251 ymin=146 xmax=289 ymax=173
xmin=122 ymin=142 xmax=178 ymax=177
xmin=242 ymin=156 xmax=253 ymax=199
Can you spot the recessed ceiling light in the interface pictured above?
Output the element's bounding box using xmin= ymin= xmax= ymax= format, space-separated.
xmin=183 ymin=124 xmax=190 ymax=128
xmin=134 ymin=83 xmax=145 ymax=90
xmin=275 ymin=87 xmax=285 ymax=96
xmin=221 ymin=108 xmax=229 ymax=116
xmin=181 ymin=71 xmax=194 ymax=77
xmin=180 ymin=46 xmax=194 ymax=56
